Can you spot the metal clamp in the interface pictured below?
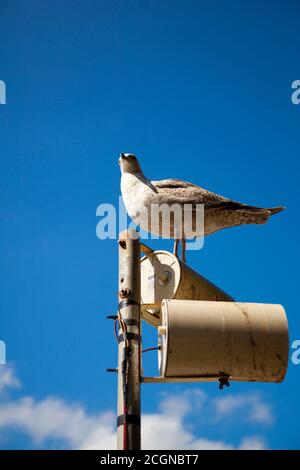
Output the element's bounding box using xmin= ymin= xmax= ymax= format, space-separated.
xmin=118 ymin=298 xmax=140 ymax=310
xmin=118 ymin=332 xmax=142 ymax=344
xmin=117 ymin=414 xmax=141 ymax=427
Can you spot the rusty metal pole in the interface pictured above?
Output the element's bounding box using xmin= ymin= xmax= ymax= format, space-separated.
xmin=117 ymin=229 xmax=141 ymax=450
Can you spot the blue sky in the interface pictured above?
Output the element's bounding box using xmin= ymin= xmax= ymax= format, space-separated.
xmin=0 ymin=0 xmax=300 ymax=449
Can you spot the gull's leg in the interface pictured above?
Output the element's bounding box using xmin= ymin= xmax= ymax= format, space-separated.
xmin=173 ymin=239 xmax=179 ymax=258
xmin=181 ymin=238 xmax=186 ymax=263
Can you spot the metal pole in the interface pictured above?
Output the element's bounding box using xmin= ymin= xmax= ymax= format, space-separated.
xmin=117 ymin=229 xmax=141 ymax=450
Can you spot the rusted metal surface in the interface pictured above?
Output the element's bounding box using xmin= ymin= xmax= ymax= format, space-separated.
xmin=159 ymin=300 xmax=289 ymax=383
xmin=140 ymin=242 xmax=154 ymax=255
xmin=117 ymin=229 xmax=141 ymax=450
xmin=141 ymin=375 xmax=222 ymax=383
xmin=118 ymin=239 xmax=127 ymax=249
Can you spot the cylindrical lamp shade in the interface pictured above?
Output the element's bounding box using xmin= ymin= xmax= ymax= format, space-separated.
xmin=159 ymin=300 xmax=289 ymax=383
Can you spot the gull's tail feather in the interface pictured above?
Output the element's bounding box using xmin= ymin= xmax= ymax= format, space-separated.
xmin=209 ymin=202 xmax=286 ymax=228
xmin=267 ymin=206 xmax=286 ymax=216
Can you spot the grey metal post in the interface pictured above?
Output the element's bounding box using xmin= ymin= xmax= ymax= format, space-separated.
xmin=117 ymin=229 xmax=141 ymax=450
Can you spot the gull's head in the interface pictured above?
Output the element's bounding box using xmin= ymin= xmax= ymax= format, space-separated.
xmin=118 ymin=153 xmax=142 ymax=175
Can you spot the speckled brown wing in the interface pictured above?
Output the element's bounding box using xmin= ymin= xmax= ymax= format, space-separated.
xmin=151 ymin=179 xmax=282 ymax=236
xmin=151 ymin=179 xmax=229 ymax=206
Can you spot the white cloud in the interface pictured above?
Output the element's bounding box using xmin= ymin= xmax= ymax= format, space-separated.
xmin=212 ymin=393 xmax=274 ymax=426
xmin=158 ymin=389 xmax=207 ymax=418
xmin=239 ymin=437 xmax=266 ymax=450
xmin=0 ymin=365 xmax=269 ymax=450
xmin=142 ymin=412 xmax=234 ymax=450
xmin=0 ymin=365 xmax=20 ymax=393
xmin=0 ymin=395 xmax=115 ymax=449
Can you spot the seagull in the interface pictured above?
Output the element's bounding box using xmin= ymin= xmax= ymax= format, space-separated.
xmin=119 ymin=153 xmax=284 ymax=262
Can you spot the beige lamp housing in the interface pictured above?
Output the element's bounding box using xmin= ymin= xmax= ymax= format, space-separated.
xmin=158 ymin=300 xmax=289 ymax=383
xmin=140 ymin=250 xmax=233 ymax=327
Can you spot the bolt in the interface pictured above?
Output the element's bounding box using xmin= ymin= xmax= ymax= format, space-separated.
xmin=119 ymin=288 xmax=130 ymax=299
xmin=158 ymin=270 xmax=172 ymax=286
xmin=219 ymin=376 xmax=230 ymax=390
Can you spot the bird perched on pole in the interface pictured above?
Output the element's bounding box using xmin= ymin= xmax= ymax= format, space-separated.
xmin=119 ymin=153 xmax=284 ymax=262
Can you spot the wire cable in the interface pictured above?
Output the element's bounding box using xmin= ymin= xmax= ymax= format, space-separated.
xmin=142 ymin=346 xmax=160 ymax=353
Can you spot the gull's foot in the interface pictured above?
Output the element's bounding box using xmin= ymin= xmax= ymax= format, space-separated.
xmin=173 ymin=239 xmax=179 ymax=258
xmin=181 ymin=239 xmax=186 ymax=263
